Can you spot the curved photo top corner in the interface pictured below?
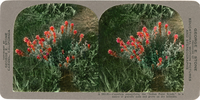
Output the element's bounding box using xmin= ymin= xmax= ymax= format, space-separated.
xmin=99 ymin=3 xmax=184 ymax=92
xmin=13 ymin=3 xmax=99 ymax=92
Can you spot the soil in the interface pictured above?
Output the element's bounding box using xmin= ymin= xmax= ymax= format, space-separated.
xmin=59 ymin=68 xmax=79 ymax=92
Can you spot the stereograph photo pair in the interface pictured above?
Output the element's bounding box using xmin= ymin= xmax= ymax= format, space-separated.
xmin=0 ymin=0 xmax=200 ymax=100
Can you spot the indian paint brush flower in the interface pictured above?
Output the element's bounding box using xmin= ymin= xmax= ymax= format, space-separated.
xmin=133 ymin=50 xmax=136 ymax=55
xmin=167 ymin=31 xmax=171 ymax=36
xmin=43 ymin=55 xmax=48 ymax=61
xmin=158 ymin=22 xmax=162 ymax=36
xmin=136 ymin=55 xmax=140 ymax=61
xmin=166 ymin=56 xmax=168 ymax=60
xmin=72 ymin=55 xmax=75 ymax=59
xmin=126 ymin=40 xmax=130 ymax=45
xmin=39 ymin=41 xmax=43 ymax=48
xmin=120 ymin=41 xmax=125 ymax=47
xmin=15 ymin=49 xmax=23 ymax=56
xmin=66 ymin=56 xmax=70 ymax=63
xmin=37 ymin=54 xmax=40 ymax=60
xmin=121 ymin=48 xmax=124 ymax=52
xmin=142 ymin=27 xmax=147 ymax=33
xmin=79 ymin=34 xmax=84 ymax=43
xmin=174 ymin=34 xmax=178 ymax=43
xmin=50 ymin=26 xmax=54 ymax=32
xmin=70 ymin=23 xmax=74 ymax=33
xmin=47 ymin=47 xmax=52 ymax=52
xmin=26 ymin=41 xmax=32 ymax=47
xmin=137 ymin=32 xmax=144 ymax=39
xmin=32 ymin=39 xmax=37 ymax=45
xmin=131 ymin=42 xmax=137 ymax=49
xmin=158 ymin=57 xmax=162 ymax=64
xmin=130 ymin=55 xmax=134 ymax=59
xmin=153 ymin=26 xmax=157 ymax=32
xmin=40 ymin=38 xmax=45 ymax=42
xmin=46 ymin=52 xmax=49 ymax=56
xmin=145 ymin=39 xmax=149 ymax=46
xmin=60 ymin=25 xmax=65 ymax=34
xmin=36 ymin=35 xmax=40 ymax=40
xmin=27 ymin=48 xmax=31 ymax=53
xmin=116 ymin=37 xmax=121 ymax=43
xmin=165 ymin=24 xmax=168 ymax=33
xmin=65 ymin=21 xmax=68 ymax=30
xmin=73 ymin=30 xmax=77 ymax=35
xmin=53 ymin=38 xmax=56 ymax=44
xmin=53 ymin=32 xmax=56 ymax=38
xmin=182 ymin=45 xmax=184 ymax=49
xmin=130 ymin=35 xmax=135 ymax=42
xmin=40 ymin=49 xmax=43 ymax=53
xmin=30 ymin=45 xmax=35 ymax=52
xmin=108 ymin=49 xmax=113 ymax=55
xmin=23 ymin=37 xmax=29 ymax=43
xmin=87 ymin=44 xmax=90 ymax=49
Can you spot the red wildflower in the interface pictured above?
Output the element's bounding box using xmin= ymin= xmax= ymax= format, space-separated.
xmin=130 ymin=55 xmax=134 ymax=59
xmin=79 ymin=34 xmax=84 ymax=43
xmin=166 ymin=56 xmax=168 ymax=60
xmin=116 ymin=37 xmax=121 ymax=43
xmin=46 ymin=52 xmax=49 ymax=56
xmin=30 ymin=45 xmax=35 ymax=52
xmin=87 ymin=44 xmax=90 ymax=49
xmin=36 ymin=35 xmax=40 ymax=40
xmin=153 ymin=26 xmax=157 ymax=32
xmin=66 ymin=56 xmax=70 ymax=63
xmin=145 ymin=32 xmax=150 ymax=39
xmin=53 ymin=38 xmax=56 ymax=44
xmin=15 ymin=49 xmax=23 ymax=56
xmin=130 ymin=35 xmax=135 ymax=42
xmin=120 ymin=41 xmax=125 ymax=47
xmin=121 ymin=48 xmax=124 ymax=52
xmin=50 ymin=26 xmax=54 ymax=32
xmin=60 ymin=25 xmax=65 ymax=34
xmin=167 ymin=31 xmax=171 ymax=36
xmin=32 ymin=39 xmax=37 ymax=45
xmin=131 ymin=42 xmax=137 ymax=49
xmin=142 ymin=27 xmax=147 ymax=33
xmin=65 ymin=21 xmax=68 ymax=26
xmin=132 ymin=50 xmax=136 ymax=55
xmin=158 ymin=57 xmax=162 ymax=63
xmin=136 ymin=55 xmax=140 ymax=61
xmin=73 ymin=30 xmax=77 ymax=35
xmin=158 ymin=22 xmax=162 ymax=27
xmin=145 ymin=39 xmax=149 ymax=46
xmin=70 ymin=23 xmax=74 ymax=32
xmin=126 ymin=40 xmax=130 ymax=45
xmin=53 ymin=32 xmax=56 ymax=38
xmin=27 ymin=48 xmax=31 ymax=53
xmin=108 ymin=49 xmax=113 ymax=55
xmin=174 ymin=34 xmax=178 ymax=43
xmin=26 ymin=41 xmax=32 ymax=47
xmin=72 ymin=55 xmax=75 ymax=59
xmin=47 ymin=47 xmax=52 ymax=52
xmin=182 ymin=45 xmax=184 ymax=49
xmin=40 ymin=49 xmax=43 ymax=53
xmin=39 ymin=41 xmax=43 ymax=48
xmin=23 ymin=37 xmax=29 ymax=43
xmin=37 ymin=54 xmax=40 ymax=60
xmin=43 ymin=55 xmax=48 ymax=61
xmin=44 ymin=31 xmax=48 ymax=36
xmin=40 ymin=38 xmax=45 ymax=42
xmin=137 ymin=32 xmax=144 ymax=39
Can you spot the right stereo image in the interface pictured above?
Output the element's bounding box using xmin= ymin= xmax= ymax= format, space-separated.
xmin=98 ymin=3 xmax=184 ymax=92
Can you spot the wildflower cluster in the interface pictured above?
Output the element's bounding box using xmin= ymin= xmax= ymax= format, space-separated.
xmin=15 ymin=21 xmax=91 ymax=68
xmin=108 ymin=22 xmax=184 ymax=69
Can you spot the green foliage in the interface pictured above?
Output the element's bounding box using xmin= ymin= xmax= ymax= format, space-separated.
xmin=162 ymin=52 xmax=184 ymax=91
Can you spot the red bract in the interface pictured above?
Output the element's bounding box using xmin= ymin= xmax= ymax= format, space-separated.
xmin=158 ymin=57 xmax=162 ymax=63
xmin=131 ymin=42 xmax=137 ymax=49
xmin=174 ymin=34 xmax=178 ymax=43
xmin=23 ymin=37 xmax=29 ymax=43
xmin=116 ymin=37 xmax=121 ymax=43
xmin=32 ymin=39 xmax=37 ymax=45
xmin=70 ymin=23 xmax=74 ymax=32
xmin=136 ymin=55 xmax=140 ymax=61
xmin=43 ymin=55 xmax=48 ymax=61
xmin=121 ymin=48 xmax=124 ymax=52
xmin=80 ymin=34 xmax=84 ymax=38
xmin=40 ymin=49 xmax=43 ymax=53
xmin=142 ymin=27 xmax=147 ymax=33
xmin=72 ymin=55 xmax=75 ymax=59
xmin=40 ymin=38 xmax=45 ymax=42
xmin=36 ymin=35 xmax=40 ymax=40
xmin=158 ymin=22 xmax=162 ymax=27
xmin=27 ymin=48 xmax=31 ymax=53
xmin=37 ymin=55 xmax=40 ymax=59
xmin=130 ymin=55 xmax=134 ymax=59
xmin=53 ymin=38 xmax=56 ymax=44
xmin=126 ymin=40 xmax=130 ymax=45
xmin=47 ymin=47 xmax=52 ymax=52
xmin=39 ymin=41 xmax=43 ymax=48
xmin=66 ymin=56 xmax=70 ymax=63
xmin=50 ymin=26 xmax=54 ymax=32
xmin=46 ymin=52 xmax=49 ymax=56
xmin=137 ymin=32 xmax=144 ymax=39
xmin=145 ymin=33 xmax=150 ymax=39
xmin=15 ymin=49 xmax=22 ymax=56
xmin=165 ymin=24 xmax=168 ymax=29
xmin=26 ymin=41 xmax=31 ymax=47
xmin=87 ymin=44 xmax=90 ymax=49
xmin=182 ymin=45 xmax=184 ymax=49
xmin=166 ymin=56 xmax=168 ymax=60
xmin=30 ymin=45 xmax=35 ymax=52
xmin=130 ymin=35 xmax=135 ymax=42
xmin=133 ymin=50 xmax=136 ymax=55
xmin=108 ymin=49 xmax=113 ymax=55
xmin=60 ymin=25 xmax=65 ymax=34
xmin=168 ymin=31 xmax=171 ymax=36
xmin=53 ymin=32 xmax=56 ymax=38
xmin=65 ymin=21 xmax=68 ymax=26
xmin=145 ymin=39 xmax=149 ymax=46
xmin=73 ymin=30 xmax=77 ymax=35
xmin=153 ymin=26 xmax=157 ymax=32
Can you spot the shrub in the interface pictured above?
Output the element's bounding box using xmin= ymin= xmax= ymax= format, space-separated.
xmin=14 ymin=21 xmax=98 ymax=91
